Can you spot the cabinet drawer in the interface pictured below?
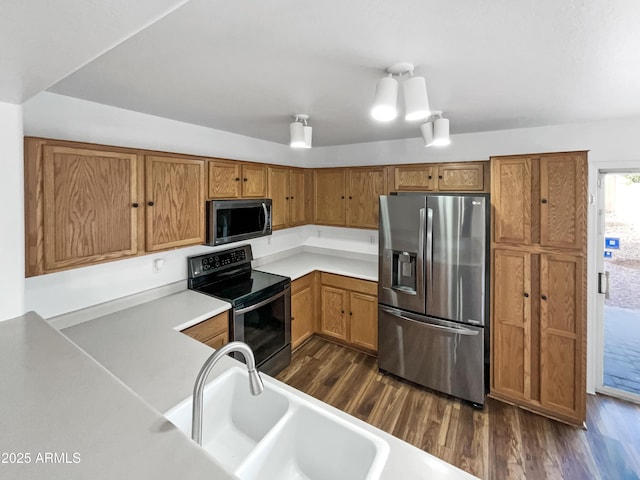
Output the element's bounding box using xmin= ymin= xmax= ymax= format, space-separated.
xmin=182 ymin=312 xmax=229 ymax=343
xmin=321 ymin=272 xmax=377 ymax=296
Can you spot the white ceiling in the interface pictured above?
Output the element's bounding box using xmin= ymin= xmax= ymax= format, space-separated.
xmin=8 ymin=1 xmax=640 ymax=146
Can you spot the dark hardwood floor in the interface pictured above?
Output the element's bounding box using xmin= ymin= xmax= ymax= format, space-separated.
xmin=276 ymin=337 xmax=640 ymax=480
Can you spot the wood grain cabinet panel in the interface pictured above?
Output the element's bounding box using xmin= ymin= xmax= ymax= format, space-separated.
xmin=314 ymin=169 xmax=347 ymax=226
xmin=347 ymin=167 xmax=386 ymax=229
xmin=392 ymin=164 xmax=436 ymax=191
xmin=490 ymin=151 xmax=587 ymax=426
xmin=291 ymin=274 xmax=315 ymax=350
xmin=289 ymin=168 xmax=307 ymax=227
xmin=145 ymin=155 xmax=205 ymax=251
xmin=492 ymin=157 xmax=533 ymax=245
xmin=320 ymin=285 xmax=348 ymax=341
xmin=492 ymin=249 xmax=531 ymax=400
xmin=539 ymin=253 xmax=585 ymax=419
xmin=540 ymin=154 xmax=587 ymax=250
xmin=437 ymin=163 xmax=484 ymax=191
xmin=349 ymin=291 xmax=378 ymax=351
xmin=208 ymin=159 xmax=241 ymax=198
xmin=182 ymin=312 xmax=229 ymax=350
xmin=268 ymin=166 xmax=289 ymax=230
xmin=268 ymin=166 xmax=307 ymax=230
xmin=241 ymin=163 xmax=267 ymax=197
xmin=320 ymin=273 xmax=378 ymax=354
xmin=41 ymin=146 xmax=140 ymax=271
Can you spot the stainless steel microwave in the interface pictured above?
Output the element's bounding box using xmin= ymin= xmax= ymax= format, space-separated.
xmin=206 ymin=199 xmax=272 ymax=246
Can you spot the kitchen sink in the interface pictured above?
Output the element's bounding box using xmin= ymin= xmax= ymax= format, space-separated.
xmin=164 ymin=367 xmax=389 ymax=479
xmin=164 ymin=367 xmax=290 ymax=471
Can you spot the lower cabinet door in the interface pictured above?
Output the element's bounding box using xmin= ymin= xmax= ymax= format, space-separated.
xmin=320 ymin=285 xmax=348 ymax=341
xmin=291 ymin=281 xmax=314 ymax=349
xmin=349 ymin=292 xmax=377 ymax=352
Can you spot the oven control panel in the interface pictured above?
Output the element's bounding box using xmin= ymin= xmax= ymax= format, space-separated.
xmin=187 ymin=245 xmax=252 ymax=278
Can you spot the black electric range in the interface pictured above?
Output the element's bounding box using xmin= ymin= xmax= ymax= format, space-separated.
xmin=187 ymin=244 xmax=291 ymax=375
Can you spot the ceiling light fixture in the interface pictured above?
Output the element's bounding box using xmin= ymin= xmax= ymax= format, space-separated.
xmin=421 ymin=111 xmax=450 ymax=147
xmin=290 ymin=114 xmax=312 ymax=148
xmin=371 ymin=63 xmax=430 ymax=123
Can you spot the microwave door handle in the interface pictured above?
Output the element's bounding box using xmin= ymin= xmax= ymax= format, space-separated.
xmin=261 ymin=202 xmax=268 ymax=234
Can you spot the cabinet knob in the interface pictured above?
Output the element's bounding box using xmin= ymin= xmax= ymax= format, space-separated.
xmin=244 ymin=178 xmax=248 ymax=182
xmin=291 ymin=316 xmax=295 ymax=321
xmin=290 ymin=196 xmax=294 ymax=200
xmin=341 ymin=196 xmax=345 ymax=199
xmin=341 ymin=310 xmax=344 ymax=314
xmin=428 ymin=175 xmax=432 ymax=179
xmin=132 ymin=203 xmax=139 ymax=208
xmin=541 ymin=198 xmax=548 ymax=204
xmin=285 ymin=196 xmax=289 ymax=200
xmin=349 ymin=312 xmax=353 ymax=316
xmin=541 ymin=295 xmax=548 ymax=301
xmin=523 ymin=292 xmax=529 ymax=297
xmin=439 ymin=175 xmax=443 ymax=179
xmin=148 ymin=201 xmax=154 ymax=206
xmin=235 ymin=177 xmax=240 ymax=181
xmin=349 ymin=196 xmax=353 ymax=200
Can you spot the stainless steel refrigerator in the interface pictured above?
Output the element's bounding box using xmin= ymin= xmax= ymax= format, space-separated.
xmin=378 ymin=193 xmax=489 ymax=406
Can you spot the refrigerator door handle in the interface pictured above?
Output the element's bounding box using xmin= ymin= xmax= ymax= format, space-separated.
xmin=417 ymin=207 xmax=426 ymax=298
xmin=379 ymin=306 xmax=480 ymax=336
xmin=426 ymin=207 xmax=434 ymax=302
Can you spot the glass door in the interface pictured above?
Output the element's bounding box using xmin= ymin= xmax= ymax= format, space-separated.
xmin=597 ymin=171 xmax=640 ymax=402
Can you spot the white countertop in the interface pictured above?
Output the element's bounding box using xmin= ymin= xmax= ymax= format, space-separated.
xmin=7 ymin=248 xmax=476 ymax=480
xmin=0 ymin=312 xmax=235 ymax=480
xmin=254 ymin=246 xmax=378 ymax=282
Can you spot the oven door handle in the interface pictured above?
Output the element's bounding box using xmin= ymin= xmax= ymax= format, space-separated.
xmin=234 ymin=287 xmax=289 ymax=315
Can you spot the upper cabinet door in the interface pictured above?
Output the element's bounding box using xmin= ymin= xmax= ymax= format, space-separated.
xmin=492 ymin=157 xmax=533 ymax=245
xmin=437 ymin=163 xmax=484 ymax=191
xmin=208 ymin=159 xmax=241 ymax=198
xmin=145 ymin=155 xmax=205 ymax=251
xmin=289 ymin=168 xmax=306 ymax=227
xmin=241 ymin=163 xmax=267 ymax=197
xmin=392 ymin=165 xmax=436 ymax=191
xmin=347 ymin=167 xmax=386 ymax=228
xmin=314 ymin=169 xmax=347 ymax=225
xmin=42 ymin=146 xmax=139 ymax=272
xmin=267 ymin=166 xmax=289 ymax=230
xmin=539 ymin=153 xmax=587 ymax=250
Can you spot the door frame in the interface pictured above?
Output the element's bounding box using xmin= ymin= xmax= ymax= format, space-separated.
xmin=588 ymin=160 xmax=640 ymax=401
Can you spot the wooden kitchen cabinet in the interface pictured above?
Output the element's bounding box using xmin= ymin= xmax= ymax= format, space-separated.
xmin=347 ymin=167 xmax=387 ymax=229
xmin=208 ymin=159 xmax=241 ymax=198
xmin=208 ymin=159 xmax=267 ymax=199
xmin=491 ymin=152 xmax=587 ymax=250
xmin=25 ymin=140 xmax=144 ymax=275
xmin=490 ymin=151 xmax=587 ymax=426
xmin=314 ymin=168 xmax=347 ymax=226
xmin=181 ymin=311 xmax=229 ymax=350
xmin=314 ymin=167 xmax=386 ymax=229
xmin=291 ymin=273 xmax=316 ymax=350
xmin=390 ymin=161 xmax=487 ymax=192
xmin=391 ymin=164 xmax=437 ymax=191
xmin=437 ymin=163 xmax=485 ymax=191
xmin=268 ymin=166 xmax=307 ymax=230
xmin=320 ymin=273 xmax=378 ymax=354
xmin=145 ymin=155 xmax=206 ymax=251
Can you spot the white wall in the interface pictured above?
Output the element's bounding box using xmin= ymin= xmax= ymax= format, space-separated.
xmin=309 ymin=117 xmax=640 ymax=167
xmin=24 ymin=92 xmax=310 ymax=167
xmin=0 ymin=102 xmax=25 ymax=321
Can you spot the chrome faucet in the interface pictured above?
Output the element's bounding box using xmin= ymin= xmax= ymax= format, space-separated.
xmin=191 ymin=341 xmax=264 ymax=445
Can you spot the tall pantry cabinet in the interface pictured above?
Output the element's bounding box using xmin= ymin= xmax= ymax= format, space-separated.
xmin=490 ymin=151 xmax=588 ymax=426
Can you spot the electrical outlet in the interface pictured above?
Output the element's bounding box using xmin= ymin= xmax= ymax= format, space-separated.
xmin=153 ymin=258 xmax=164 ymax=273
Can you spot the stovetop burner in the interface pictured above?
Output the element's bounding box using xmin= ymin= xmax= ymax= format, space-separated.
xmin=187 ymin=244 xmax=290 ymax=308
